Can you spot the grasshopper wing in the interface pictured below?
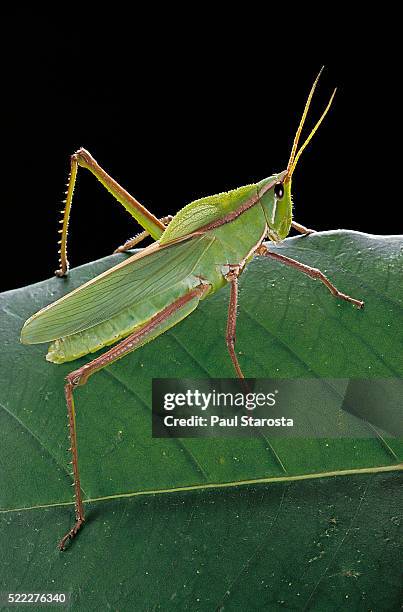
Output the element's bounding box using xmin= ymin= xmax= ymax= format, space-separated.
xmin=21 ymin=236 xmax=213 ymax=345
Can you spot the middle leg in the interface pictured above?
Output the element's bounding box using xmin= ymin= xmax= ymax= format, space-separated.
xmin=114 ymin=215 xmax=174 ymax=253
xmin=257 ymin=245 xmax=364 ymax=308
xmin=225 ymin=266 xmax=245 ymax=379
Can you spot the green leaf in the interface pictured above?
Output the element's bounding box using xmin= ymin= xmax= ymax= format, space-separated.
xmin=1 ymin=230 xmax=402 ymax=610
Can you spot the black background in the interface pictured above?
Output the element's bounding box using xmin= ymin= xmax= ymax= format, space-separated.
xmin=2 ymin=10 xmax=399 ymax=291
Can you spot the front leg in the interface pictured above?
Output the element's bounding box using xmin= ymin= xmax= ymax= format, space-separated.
xmin=257 ymin=245 xmax=364 ymax=309
xmin=292 ymin=220 xmax=316 ymax=235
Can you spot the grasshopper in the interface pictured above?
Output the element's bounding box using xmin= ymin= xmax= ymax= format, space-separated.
xmin=20 ymin=69 xmax=364 ymax=550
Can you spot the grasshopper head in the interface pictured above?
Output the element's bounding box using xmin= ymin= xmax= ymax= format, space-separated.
xmin=260 ymin=68 xmax=337 ymax=242
xmin=258 ymin=171 xmax=292 ymax=241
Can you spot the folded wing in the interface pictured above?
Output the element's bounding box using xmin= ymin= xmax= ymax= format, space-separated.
xmin=21 ymin=236 xmax=213 ymax=345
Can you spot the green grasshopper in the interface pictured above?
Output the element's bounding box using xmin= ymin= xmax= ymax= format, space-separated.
xmin=20 ymin=69 xmax=364 ymax=550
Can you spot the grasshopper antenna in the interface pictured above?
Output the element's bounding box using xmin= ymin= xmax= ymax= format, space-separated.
xmin=285 ymin=67 xmax=337 ymax=186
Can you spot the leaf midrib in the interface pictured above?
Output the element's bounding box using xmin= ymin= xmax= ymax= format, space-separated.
xmin=1 ymin=464 xmax=401 ymax=514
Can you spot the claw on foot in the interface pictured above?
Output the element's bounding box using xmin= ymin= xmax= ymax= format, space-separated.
xmin=349 ymin=297 xmax=364 ymax=309
xmin=55 ymin=269 xmax=67 ymax=278
xmin=58 ymin=518 xmax=84 ymax=551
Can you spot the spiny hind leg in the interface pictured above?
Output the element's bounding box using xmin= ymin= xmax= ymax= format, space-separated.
xmin=257 ymin=245 xmax=364 ymax=308
xmin=58 ymin=381 xmax=85 ymax=551
xmin=56 ymin=148 xmax=168 ymax=277
xmin=292 ymin=220 xmax=316 ymax=235
xmin=114 ymin=216 xmax=174 ymax=253
xmin=58 ymin=283 xmax=210 ymax=550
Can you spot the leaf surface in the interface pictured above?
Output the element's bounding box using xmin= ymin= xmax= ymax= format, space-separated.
xmin=1 ymin=230 xmax=402 ymax=610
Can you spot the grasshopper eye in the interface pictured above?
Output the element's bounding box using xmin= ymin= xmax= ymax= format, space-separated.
xmin=274 ymin=182 xmax=284 ymax=199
